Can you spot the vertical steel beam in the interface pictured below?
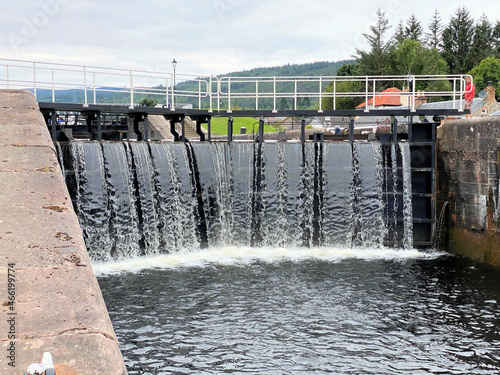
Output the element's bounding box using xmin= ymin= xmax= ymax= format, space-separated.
xmin=349 ymin=118 xmax=355 ymax=144
xmin=195 ymin=118 xmax=206 ymax=142
xmin=227 ymin=116 xmax=233 ymax=143
xmin=144 ymin=115 xmax=149 ymax=142
xmin=258 ymin=117 xmax=264 ymax=144
xmin=300 ymin=118 xmax=306 ymax=144
xmin=207 ymin=117 xmax=212 ymax=142
xmin=392 ymin=117 xmax=398 ymax=143
xmin=181 ymin=116 xmax=186 ymax=142
xmin=97 ymin=113 xmax=102 ymax=142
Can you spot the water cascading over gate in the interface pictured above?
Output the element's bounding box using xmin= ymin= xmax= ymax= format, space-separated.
xmin=58 ymin=141 xmax=414 ymax=262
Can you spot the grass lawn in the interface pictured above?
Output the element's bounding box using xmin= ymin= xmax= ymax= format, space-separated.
xmin=206 ymin=117 xmax=277 ymax=136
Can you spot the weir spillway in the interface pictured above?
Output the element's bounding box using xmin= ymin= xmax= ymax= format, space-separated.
xmin=56 ymin=127 xmax=436 ymax=262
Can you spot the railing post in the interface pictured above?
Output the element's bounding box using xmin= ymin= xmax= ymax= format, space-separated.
xmin=294 ymin=80 xmax=297 ymax=110
xmin=411 ymin=75 xmax=416 ymax=112
xmin=144 ymin=114 xmax=149 ymax=142
xmin=33 ymin=62 xmax=37 ymax=100
xmin=51 ymin=68 xmax=55 ymax=103
xmin=452 ymin=77 xmax=457 ymax=110
xmin=273 ymin=76 xmax=277 ymax=113
xmin=227 ymin=77 xmax=232 ymax=112
xmin=93 ymin=72 xmax=96 ymax=105
xmin=333 ymin=80 xmax=336 ymax=110
xmin=129 ymin=70 xmax=134 ymax=109
xmin=318 ymin=77 xmax=323 ymax=113
xmin=83 ymin=66 xmax=88 ymax=107
xmin=217 ymin=78 xmax=221 ymax=112
xmin=198 ymin=80 xmax=202 ymax=110
xmin=372 ymin=78 xmax=376 ymax=110
xmin=364 ymin=76 xmax=369 ymax=113
xmin=6 ymin=65 xmax=9 ymax=89
xmin=209 ymin=76 xmax=213 ymax=113
xmin=459 ymin=76 xmax=464 ymax=112
xmin=166 ymin=77 xmax=169 ymax=107
xmin=171 ymin=74 xmax=175 ymax=110
xmin=256 ymin=80 xmax=259 ymax=111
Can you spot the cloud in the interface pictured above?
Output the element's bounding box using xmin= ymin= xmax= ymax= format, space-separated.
xmin=1 ymin=0 xmax=499 ymax=76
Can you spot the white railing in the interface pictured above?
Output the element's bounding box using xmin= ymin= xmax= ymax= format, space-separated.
xmin=0 ymin=58 xmax=473 ymax=113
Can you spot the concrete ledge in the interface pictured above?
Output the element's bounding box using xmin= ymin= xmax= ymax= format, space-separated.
xmin=0 ymin=90 xmax=127 ymax=374
xmin=449 ymin=228 xmax=500 ymax=266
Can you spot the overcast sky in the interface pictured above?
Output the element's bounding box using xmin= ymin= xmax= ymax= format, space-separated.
xmin=2 ymin=0 xmax=499 ymax=77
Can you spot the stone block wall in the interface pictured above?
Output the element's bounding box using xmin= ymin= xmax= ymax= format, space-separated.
xmin=437 ymin=116 xmax=500 ymax=265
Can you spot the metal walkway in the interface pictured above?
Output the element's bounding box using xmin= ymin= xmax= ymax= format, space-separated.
xmin=1 ymin=58 xmax=472 ymax=113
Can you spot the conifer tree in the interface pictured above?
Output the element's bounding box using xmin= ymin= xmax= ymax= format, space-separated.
xmin=441 ymin=6 xmax=475 ymax=73
xmin=405 ymin=14 xmax=423 ymax=41
xmin=493 ymin=21 xmax=500 ymax=57
xmin=356 ymin=8 xmax=391 ymax=75
xmin=425 ymin=9 xmax=444 ymax=50
xmin=392 ymin=20 xmax=406 ymax=45
xmin=470 ymin=14 xmax=494 ymax=67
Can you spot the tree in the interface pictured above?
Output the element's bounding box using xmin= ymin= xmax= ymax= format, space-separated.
xmin=386 ymin=39 xmax=448 ymax=76
xmin=337 ymin=62 xmax=360 ymax=77
xmin=405 ymin=14 xmax=423 ymax=41
xmin=323 ymin=63 xmax=364 ymax=110
xmin=298 ymin=97 xmax=311 ymax=109
xmin=468 ymin=56 xmax=500 ymax=100
xmin=392 ymin=20 xmax=406 ymax=45
xmin=140 ymin=97 xmax=158 ymax=107
xmin=425 ymin=9 xmax=444 ymax=50
xmin=322 ymin=80 xmax=364 ymax=110
xmin=356 ymin=8 xmax=392 ymax=75
xmin=470 ymin=14 xmax=494 ymax=67
xmin=385 ymin=39 xmax=451 ymax=101
xmin=278 ymin=97 xmax=290 ymax=111
xmin=441 ymin=6 xmax=475 ymax=74
xmin=493 ymin=21 xmax=500 ymax=57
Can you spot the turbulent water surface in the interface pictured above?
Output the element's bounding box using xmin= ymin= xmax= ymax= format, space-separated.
xmin=97 ymin=248 xmax=500 ymax=375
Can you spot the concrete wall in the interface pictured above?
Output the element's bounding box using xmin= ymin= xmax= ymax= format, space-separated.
xmin=0 ymin=91 xmax=127 ymax=374
xmin=437 ymin=116 xmax=500 ymax=266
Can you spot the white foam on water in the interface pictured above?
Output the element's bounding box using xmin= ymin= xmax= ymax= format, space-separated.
xmin=92 ymin=246 xmax=447 ymax=276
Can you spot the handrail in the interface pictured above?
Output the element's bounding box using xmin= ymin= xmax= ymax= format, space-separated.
xmin=0 ymin=58 xmax=473 ymax=113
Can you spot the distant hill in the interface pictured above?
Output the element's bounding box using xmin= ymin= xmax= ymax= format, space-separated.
xmin=36 ymin=60 xmax=354 ymax=110
xmin=219 ymin=60 xmax=353 ymax=78
xmin=177 ymin=60 xmax=354 ymax=110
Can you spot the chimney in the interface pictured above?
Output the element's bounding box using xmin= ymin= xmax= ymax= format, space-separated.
xmin=415 ymin=91 xmax=428 ymax=109
xmin=485 ymin=85 xmax=496 ymax=103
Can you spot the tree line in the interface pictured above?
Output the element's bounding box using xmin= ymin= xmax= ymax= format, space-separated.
xmin=325 ymin=7 xmax=500 ymax=109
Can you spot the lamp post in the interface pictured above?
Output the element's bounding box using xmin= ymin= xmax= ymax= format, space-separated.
xmin=172 ymin=58 xmax=177 ymax=110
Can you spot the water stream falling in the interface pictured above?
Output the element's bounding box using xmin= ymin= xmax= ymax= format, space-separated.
xmin=60 ymin=140 xmax=414 ymax=261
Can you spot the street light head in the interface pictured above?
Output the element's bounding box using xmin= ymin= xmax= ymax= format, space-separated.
xmin=172 ymin=58 xmax=177 ymax=68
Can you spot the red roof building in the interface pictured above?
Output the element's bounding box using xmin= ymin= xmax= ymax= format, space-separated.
xmin=356 ymin=87 xmax=404 ymax=110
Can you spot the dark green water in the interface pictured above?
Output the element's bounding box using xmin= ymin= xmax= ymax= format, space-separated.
xmin=97 ymin=252 xmax=500 ymax=374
